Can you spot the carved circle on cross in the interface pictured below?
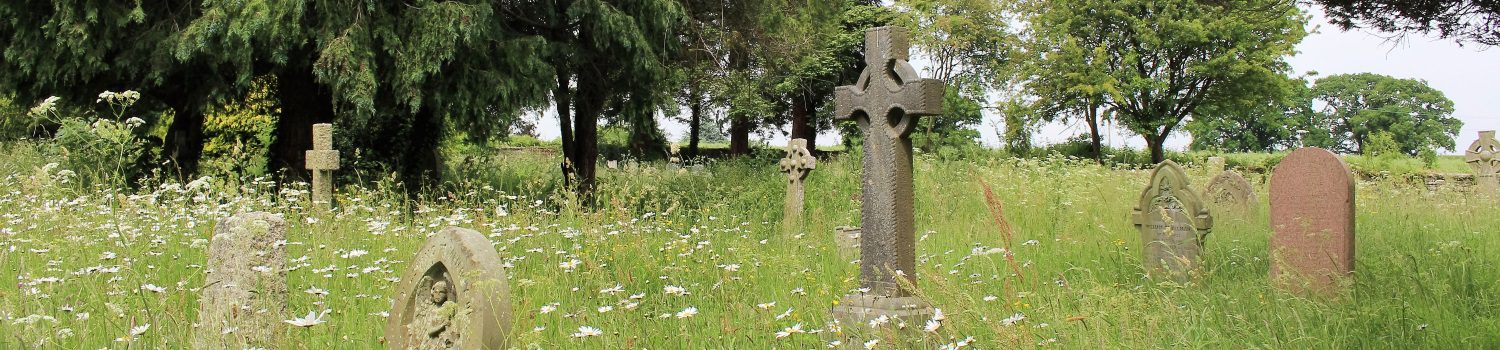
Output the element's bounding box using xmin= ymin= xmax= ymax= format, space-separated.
xmin=1466 ymin=131 xmax=1500 ymax=174
xmin=832 ymin=26 xmax=947 ymax=140
xmin=780 ymin=139 xmax=816 ymax=183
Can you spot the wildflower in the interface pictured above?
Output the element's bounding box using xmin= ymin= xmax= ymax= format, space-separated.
xmin=539 ymin=303 xmax=558 ymax=314
xmin=115 ymin=323 xmax=150 ymax=342
xmin=596 ymin=305 xmax=613 ymax=313
xmin=675 ymin=306 xmax=697 ymax=318
xmin=757 ymin=302 xmax=776 ymax=310
xmin=600 ymin=284 xmax=624 ymax=295
xmin=572 ymin=326 xmax=603 ymax=338
xmin=560 ymin=259 xmax=581 ymax=271
xmin=1001 ymin=312 xmax=1025 ymax=326
xmin=923 ymin=319 xmax=942 ymax=333
xmin=774 ymin=323 xmax=804 ymax=338
xmin=864 ymin=339 xmax=880 ymax=349
xmin=284 ymin=310 xmax=329 ymax=327
xmin=140 ymin=284 xmax=165 ymax=293
xmin=663 ymin=285 xmax=689 ymax=296
xmin=305 ymin=287 xmax=328 ymax=296
xmin=29 ymin=96 xmax=59 ymax=116
xmin=125 ymin=117 xmax=145 ymax=128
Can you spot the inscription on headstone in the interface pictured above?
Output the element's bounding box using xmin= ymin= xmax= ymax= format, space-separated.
xmin=1270 ymin=147 xmax=1355 ymax=294
xmin=1465 ymin=130 xmax=1500 ymax=192
xmin=194 ymin=212 xmax=288 ymax=348
xmin=305 ymin=123 xmax=340 ymax=208
xmin=386 ymin=227 xmax=511 ymax=350
xmin=1131 ymin=161 xmax=1212 ymax=282
xmin=830 ymin=25 xmax=945 ymax=326
xmin=780 ymin=138 xmax=816 ymax=231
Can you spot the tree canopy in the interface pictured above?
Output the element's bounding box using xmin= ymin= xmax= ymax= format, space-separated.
xmin=1313 ymin=0 xmax=1500 ymax=46
xmin=1307 ymin=73 xmax=1462 ymax=155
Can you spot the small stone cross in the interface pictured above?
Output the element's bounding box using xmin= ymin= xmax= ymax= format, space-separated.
xmin=780 ymin=138 xmax=816 ymax=231
xmin=1466 ymin=130 xmax=1500 ymax=192
xmin=830 ymin=26 xmax=945 ymax=327
xmin=305 ymin=123 xmax=340 ymax=208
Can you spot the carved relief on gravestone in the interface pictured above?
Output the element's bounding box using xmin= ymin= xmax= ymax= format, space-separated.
xmin=1131 ymin=161 xmax=1212 ymax=282
xmin=387 ymin=227 xmax=511 ymax=350
xmin=1205 ymin=170 xmax=1257 ymax=210
xmin=194 ymin=212 xmax=288 ymax=349
xmin=1270 ymin=147 xmax=1355 ymax=294
xmin=305 ymin=123 xmax=340 ymax=208
xmin=830 ymin=25 xmax=945 ymax=326
xmin=1465 ymin=130 xmax=1500 ymax=192
xmin=780 ymin=138 xmax=817 ymax=231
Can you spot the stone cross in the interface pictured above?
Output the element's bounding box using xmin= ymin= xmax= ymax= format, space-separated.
xmin=830 ymin=26 xmax=945 ymax=326
xmin=305 ymin=123 xmax=340 ymax=207
xmin=1131 ymin=161 xmax=1212 ymax=282
xmin=1205 ymin=170 xmax=1256 ymax=211
xmin=194 ymin=212 xmax=287 ymax=348
xmin=1465 ymin=130 xmax=1500 ymax=192
xmin=1270 ymin=147 xmax=1355 ymax=294
xmin=387 ymin=227 xmax=511 ymax=350
xmin=780 ymin=138 xmax=816 ymax=231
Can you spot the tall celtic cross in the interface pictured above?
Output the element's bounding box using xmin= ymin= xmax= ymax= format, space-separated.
xmin=305 ymin=123 xmax=340 ymax=208
xmin=830 ymin=26 xmax=945 ymax=327
xmin=1466 ymin=130 xmax=1500 ymax=192
xmin=780 ymin=138 xmax=816 ymax=231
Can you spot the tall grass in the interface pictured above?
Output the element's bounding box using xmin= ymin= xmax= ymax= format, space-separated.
xmin=0 ymin=141 xmax=1496 ymax=348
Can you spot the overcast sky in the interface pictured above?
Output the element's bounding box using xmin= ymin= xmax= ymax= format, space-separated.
xmin=533 ymin=7 xmax=1500 ymax=154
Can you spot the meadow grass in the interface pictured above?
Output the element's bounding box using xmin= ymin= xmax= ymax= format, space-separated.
xmin=0 ymin=141 xmax=1497 ymax=349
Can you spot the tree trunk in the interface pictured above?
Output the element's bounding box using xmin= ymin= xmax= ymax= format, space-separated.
xmin=729 ymin=114 xmax=752 ymax=157
xmin=402 ymin=106 xmax=443 ymax=190
xmin=163 ymin=105 xmax=206 ymax=179
xmin=687 ymin=85 xmax=702 ymax=159
xmin=269 ymin=67 xmax=335 ymax=181
xmin=1145 ymin=131 xmax=1169 ymax=164
xmin=790 ymin=93 xmax=816 ymax=150
xmin=554 ymin=65 xmax=575 ymax=186
xmin=1086 ymin=106 xmax=1103 ymax=165
xmin=572 ymin=70 xmax=604 ymax=200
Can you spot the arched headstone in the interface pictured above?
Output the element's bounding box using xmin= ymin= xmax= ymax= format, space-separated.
xmin=386 ymin=227 xmax=511 ymax=349
xmin=1131 ymin=161 xmax=1212 ymax=281
xmin=1205 ymin=170 xmax=1257 ymax=211
xmin=1270 ymin=148 xmax=1355 ymax=294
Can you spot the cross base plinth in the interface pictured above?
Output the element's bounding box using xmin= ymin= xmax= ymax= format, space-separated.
xmin=831 ymin=295 xmax=932 ymax=330
xmin=1478 ymin=174 xmax=1499 ymax=193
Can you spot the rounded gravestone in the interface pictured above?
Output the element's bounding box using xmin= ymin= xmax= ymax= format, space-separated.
xmin=194 ymin=212 xmax=288 ymax=349
xmin=1270 ymin=148 xmax=1355 ymax=294
xmin=1131 ymin=161 xmax=1212 ymax=281
xmin=1205 ymin=170 xmax=1256 ymax=211
xmin=386 ymin=227 xmax=511 ymax=350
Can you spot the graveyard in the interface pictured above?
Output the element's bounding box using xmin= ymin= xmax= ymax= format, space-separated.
xmin=4 ymin=1 xmax=1500 ymax=349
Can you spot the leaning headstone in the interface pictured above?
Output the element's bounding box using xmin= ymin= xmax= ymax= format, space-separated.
xmin=830 ymin=26 xmax=945 ymax=326
xmin=1270 ymin=147 xmax=1355 ymax=294
xmin=780 ymin=138 xmax=817 ymax=231
xmin=386 ymin=227 xmax=511 ymax=350
xmin=305 ymin=123 xmax=340 ymax=208
xmin=194 ymin=212 xmax=288 ymax=349
xmin=1465 ymin=130 xmax=1500 ymax=192
xmin=1206 ymin=157 xmax=1226 ymax=173
xmin=1131 ymin=161 xmax=1212 ymax=282
xmin=1204 ymin=170 xmax=1257 ymax=211
xmin=834 ymin=226 xmax=861 ymax=259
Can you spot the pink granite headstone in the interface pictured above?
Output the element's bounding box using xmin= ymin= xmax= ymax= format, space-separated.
xmin=1269 ymin=148 xmax=1355 ymax=294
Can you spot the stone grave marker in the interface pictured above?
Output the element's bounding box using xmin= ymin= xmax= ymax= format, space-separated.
xmin=194 ymin=212 xmax=288 ymax=348
xmin=386 ymin=227 xmax=511 ymax=350
xmin=1270 ymin=147 xmax=1355 ymax=294
xmin=668 ymin=143 xmax=683 ymax=171
xmin=1465 ymin=130 xmax=1500 ymax=192
xmin=1207 ymin=156 xmax=1226 ymax=173
xmin=834 ymin=226 xmax=861 ymax=259
xmin=830 ymin=25 xmax=945 ymax=326
xmin=780 ymin=138 xmax=816 ymax=231
xmin=1131 ymin=161 xmax=1213 ymax=282
xmin=1205 ymin=170 xmax=1257 ymax=211
xmin=305 ymin=123 xmax=340 ymax=208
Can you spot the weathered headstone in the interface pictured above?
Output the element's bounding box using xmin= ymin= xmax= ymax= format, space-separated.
xmin=194 ymin=212 xmax=288 ymax=349
xmin=1465 ymin=130 xmax=1500 ymax=192
xmin=1206 ymin=156 xmax=1226 ymax=173
xmin=1270 ymin=147 xmax=1355 ymax=294
xmin=834 ymin=226 xmax=861 ymax=259
xmin=1205 ymin=170 xmax=1257 ymax=211
xmin=668 ymin=143 xmax=683 ymax=171
xmin=780 ymin=138 xmax=817 ymax=231
xmin=1131 ymin=161 xmax=1212 ymax=282
xmin=386 ymin=227 xmax=511 ymax=350
xmin=305 ymin=123 xmax=340 ymax=207
xmin=606 ymin=160 xmax=619 ymax=170
xmin=830 ymin=26 xmax=945 ymax=326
